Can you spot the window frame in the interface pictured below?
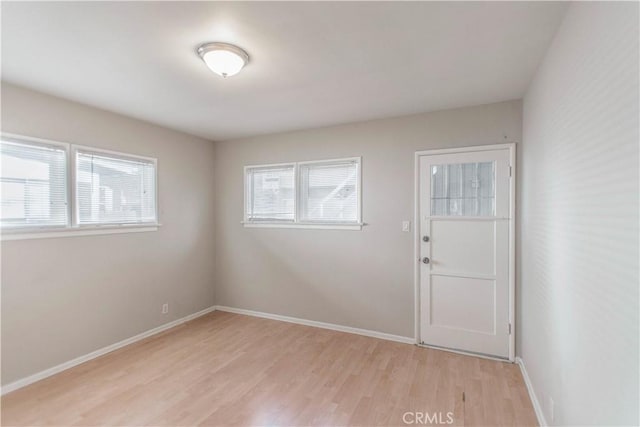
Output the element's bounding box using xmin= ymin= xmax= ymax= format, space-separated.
xmin=243 ymin=157 xmax=362 ymax=230
xmin=244 ymin=162 xmax=297 ymax=224
xmin=1 ymin=133 xmax=159 ymax=240
xmin=0 ymin=133 xmax=71 ymax=231
xmin=72 ymin=144 xmax=159 ymax=228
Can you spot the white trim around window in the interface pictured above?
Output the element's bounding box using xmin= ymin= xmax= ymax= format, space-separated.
xmin=0 ymin=134 xmax=71 ymax=231
xmin=243 ymin=157 xmax=363 ymax=230
xmin=72 ymin=144 xmax=159 ymax=227
xmin=1 ymin=133 xmax=160 ymax=241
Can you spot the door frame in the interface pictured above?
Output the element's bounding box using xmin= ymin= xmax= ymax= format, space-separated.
xmin=413 ymin=143 xmax=516 ymax=362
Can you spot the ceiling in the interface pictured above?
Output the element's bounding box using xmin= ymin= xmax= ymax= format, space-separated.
xmin=1 ymin=2 xmax=567 ymax=141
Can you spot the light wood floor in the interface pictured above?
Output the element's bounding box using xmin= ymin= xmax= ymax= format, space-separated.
xmin=1 ymin=311 xmax=537 ymax=426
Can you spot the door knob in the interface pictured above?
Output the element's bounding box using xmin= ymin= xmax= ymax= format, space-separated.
xmin=422 ymin=257 xmax=430 ymax=264
xmin=423 ymin=236 xmax=429 ymax=242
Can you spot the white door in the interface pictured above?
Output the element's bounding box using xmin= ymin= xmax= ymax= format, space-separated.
xmin=418 ymin=145 xmax=514 ymax=360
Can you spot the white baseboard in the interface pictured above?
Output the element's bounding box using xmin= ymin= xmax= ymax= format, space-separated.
xmin=516 ymin=356 xmax=547 ymax=426
xmin=417 ymin=342 xmax=511 ymax=363
xmin=1 ymin=306 xmax=216 ymax=396
xmin=214 ymin=305 xmax=415 ymax=345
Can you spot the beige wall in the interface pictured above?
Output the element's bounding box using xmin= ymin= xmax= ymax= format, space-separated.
xmin=214 ymin=100 xmax=522 ymax=338
xmin=0 ymin=83 xmax=216 ymax=385
xmin=521 ymin=2 xmax=639 ymax=425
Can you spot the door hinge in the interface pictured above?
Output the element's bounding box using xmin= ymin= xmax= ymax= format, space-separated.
xmin=509 ymin=166 xmax=513 ymax=177
xmin=462 ymin=392 xmax=466 ymax=402
xmin=509 ymin=323 xmax=512 ymax=334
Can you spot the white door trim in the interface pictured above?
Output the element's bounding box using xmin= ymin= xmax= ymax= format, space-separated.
xmin=413 ymin=143 xmax=516 ymax=361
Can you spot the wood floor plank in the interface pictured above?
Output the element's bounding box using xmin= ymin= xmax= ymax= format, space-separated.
xmin=1 ymin=311 xmax=538 ymax=426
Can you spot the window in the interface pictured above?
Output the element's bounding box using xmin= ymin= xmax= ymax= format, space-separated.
xmin=1 ymin=137 xmax=68 ymax=229
xmin=244 ymin=157 xmax=362 ymax=229
xmin=299 ymin=159 xmax=359 ymax=223
xmin=75 ymin=148 xmax=157 ymax=225
xmin=245 ymin=164 xmax=295 ymax=221
xmin=0 ymin=134 xmax=159 ymax=239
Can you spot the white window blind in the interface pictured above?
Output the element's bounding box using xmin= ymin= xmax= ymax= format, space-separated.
xmin=245 ymin=165 xmax=295 ymax=221
xmin=76 ymin=149 xmax=157 ymax=225
xmin=431 ymin=161 xmax=495 ymax=216
xmin=299 ymin=160 xmax=359 ymax=223
xmin=244 ymin=157 xmax=362 ymax=228
xmin=1 ymin=138 xmax=68 ymax=229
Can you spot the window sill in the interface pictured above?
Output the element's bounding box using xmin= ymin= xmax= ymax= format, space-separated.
xmin=1 ymin=224 xmax=160 ymax=241
xmin=242 ymin=221 xmax=364 ymax=231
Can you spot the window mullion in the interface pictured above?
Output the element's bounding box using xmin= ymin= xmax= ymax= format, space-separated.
xmin=70 ymin=146 xmax=77 ymax=227
xmin=294 ymin=162 xmax=299 ymax=224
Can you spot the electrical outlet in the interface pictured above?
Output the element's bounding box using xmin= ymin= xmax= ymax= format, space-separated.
xmin=402 ymin=220 xmax=411 ymax=232
xmin=162 ymin=303 xmax=169 ymax=314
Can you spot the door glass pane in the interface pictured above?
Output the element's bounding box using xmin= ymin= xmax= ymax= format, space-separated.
xmin=431 ymin=161 xmax=495 ymax=216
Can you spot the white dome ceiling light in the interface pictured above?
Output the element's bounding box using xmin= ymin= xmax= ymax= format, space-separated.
xmin=197 ymin=42 xmax=249 ymax=78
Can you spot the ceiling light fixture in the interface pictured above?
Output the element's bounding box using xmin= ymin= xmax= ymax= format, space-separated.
xmin=197 ymin=42 xmax=249 ymax=78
